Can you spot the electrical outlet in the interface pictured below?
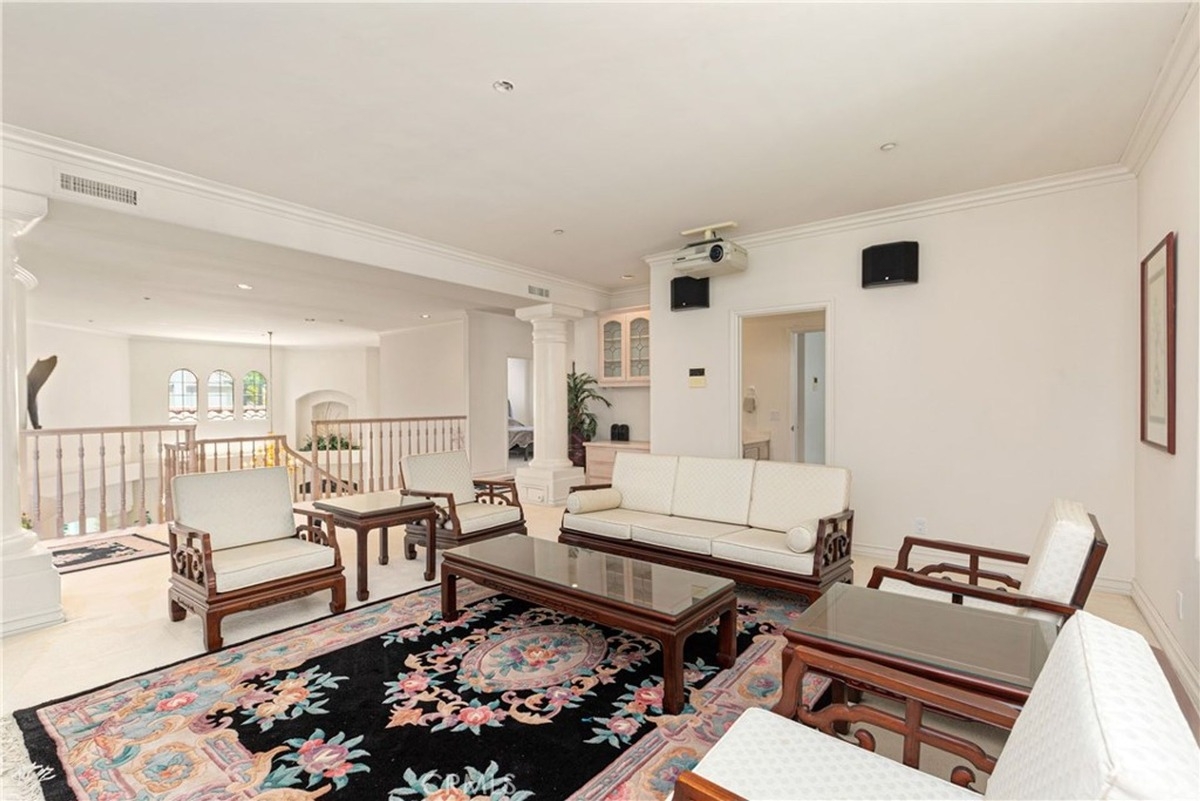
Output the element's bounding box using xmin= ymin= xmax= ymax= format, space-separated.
xmin=1178 ymin=590 xmax=1185 ymax=621
xmin=914 ymin=517 xmax=927 ymax=535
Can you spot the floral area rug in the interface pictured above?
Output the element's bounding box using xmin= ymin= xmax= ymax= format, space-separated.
xmin=44 ymin=534 xmax=169 ymax=574
xmin=14 ymin=582 xmax=826 ymax=800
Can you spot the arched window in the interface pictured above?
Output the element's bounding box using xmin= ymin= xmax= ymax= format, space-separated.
xmin=207 ymin=370 xmax=235 ymax=421
xmin=243 ymin=370 xmax=268 ymax=420
xmin=167 ymin=369 xmax=198 ymax=423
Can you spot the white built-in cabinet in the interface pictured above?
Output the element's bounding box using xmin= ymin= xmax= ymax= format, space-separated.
xmin=598 ymin=307 xmax=650 ymax=386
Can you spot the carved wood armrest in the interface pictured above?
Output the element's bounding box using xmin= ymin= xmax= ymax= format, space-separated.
xmin=167 ymin=522 xmax=216 ymax=591
xmin=473 ymin=478 xmax=522 ymax=511
xmin=293 ymin=509 xmax=342 ymax=564
xmin=402 ymin=489 xmax=456 ymax=525
xmin=813 ymin=509 xmax=854 ymax=576
xmin=673 ymin=772 xmax=747 ymax=801
xmin=895 ymin=536 xmax=1028 ymax=587
xmin=866 ymin=567 xmax=1078 ymax=618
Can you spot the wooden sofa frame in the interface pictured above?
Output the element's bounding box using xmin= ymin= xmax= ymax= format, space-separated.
xmin=866 ymin=513 xmax=1107 ymax=618
xmin=558 ymin=483 xmax=854 ymax=601
xmin=401 ymin=477 xmax=527 ymax=559
xmin=168 ymin=507 xmax=347 ymax=651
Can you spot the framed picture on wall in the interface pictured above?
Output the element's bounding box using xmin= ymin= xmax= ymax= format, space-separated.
xmin=1140 ymin=231 xmax=1177 ymax=454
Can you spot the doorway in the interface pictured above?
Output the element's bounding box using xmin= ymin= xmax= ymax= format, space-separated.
xmin=506 ymin=358 xmax=534 ymax=469
xmin=740 ymin=308 xmax=827 ymax=462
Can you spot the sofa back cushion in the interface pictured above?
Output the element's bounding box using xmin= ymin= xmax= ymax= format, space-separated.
xmin=611 ymin=453 xmax=678 ymax=515
xmin=747 ymin=462 xmax=850 ymax=532
xmin=985 ymin=611 xmax=1199 ymax=799
xmin=1020 ymin=498 xmax=1096 ymax=608
xmin=172 ymin=466 xmax=297 ymax=550
xmin=401 ymin=450 xmax=478 ymax=505
xmin=670 ymin=456 xmax=755 ymax=525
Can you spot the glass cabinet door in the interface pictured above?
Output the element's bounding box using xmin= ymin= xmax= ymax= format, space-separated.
xmin=602 ymin=319 xmax=624 ymax=380
xmin=628 ymin=315 xmax=650 ymax=379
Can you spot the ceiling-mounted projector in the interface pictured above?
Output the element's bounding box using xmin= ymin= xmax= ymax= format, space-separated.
xmin=673 ymin=238 xmax=748 ymax=277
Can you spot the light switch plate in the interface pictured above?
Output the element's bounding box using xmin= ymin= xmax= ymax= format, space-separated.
xmin=689 ymin=376 xmax=707 ymax=388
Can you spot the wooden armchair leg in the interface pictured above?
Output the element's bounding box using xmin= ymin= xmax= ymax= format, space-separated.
xmin=330 ymin=581 xmax=346 ymax=614
xmin=204 ymin=611 xmax=225 ymax=652
xmin=168 ymin=596 xmax=186 ymax=622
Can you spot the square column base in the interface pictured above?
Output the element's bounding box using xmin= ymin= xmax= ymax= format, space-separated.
xmin=2 ymin=540 xmax=64 ymax=637
xmin=515 ymin=464 xmax=585 ymax=506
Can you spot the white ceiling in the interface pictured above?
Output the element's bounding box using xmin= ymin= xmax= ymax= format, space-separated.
xmin=1 ymin=2 xmax=1191 ymax=345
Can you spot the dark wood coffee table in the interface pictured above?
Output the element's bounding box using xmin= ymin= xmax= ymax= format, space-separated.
xmin=774 ymin=583 xmax=1056 ymax=774
xmin=441 ymin=534 xmax=738 ymax=714
xmin=305 ymin=492 xmax=438 ymax=601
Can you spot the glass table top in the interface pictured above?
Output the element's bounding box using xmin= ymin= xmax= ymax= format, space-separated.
xmin=790 ymin=583 xmax=1057 ymax=690
xmin=312 ymin=491 xmax=434 ymax=518
xmin=446 ymin=534 xmax=734 ymax=616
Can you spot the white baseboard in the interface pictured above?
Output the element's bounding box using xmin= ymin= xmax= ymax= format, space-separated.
xmin=1132 ymin=581 xmax=1200 ymax=714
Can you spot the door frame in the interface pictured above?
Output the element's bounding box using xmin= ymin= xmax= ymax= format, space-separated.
xmin=731 ymin=301 xmax=834 ymax=463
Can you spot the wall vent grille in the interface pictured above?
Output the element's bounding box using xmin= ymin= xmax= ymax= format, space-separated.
xmin=527 ymin=285 xmax=550 ymax=298
xmin=59 ymin=173 xmax=139 ymax=206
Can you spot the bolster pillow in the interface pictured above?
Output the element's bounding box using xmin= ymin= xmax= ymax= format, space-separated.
xmin=784 ymin=520 xmax=820 ymax=553
xmin=566 ymin=488 xmax=623 ymax=514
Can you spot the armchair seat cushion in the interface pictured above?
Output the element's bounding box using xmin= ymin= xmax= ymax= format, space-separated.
xmin=561 ymin=508 xmax=671 ymax=541
xmin=211 ymin=538 xmax=337 ymax=593
xmin=690 ymin=707 xmax=976 ymax=800
xmin=452 ymin=501 xmax=522 ymax=534
xmin=630 ymin=517 xmax=748 ymax=555
xmin=712 ymin=528 xmax=816 ymax=574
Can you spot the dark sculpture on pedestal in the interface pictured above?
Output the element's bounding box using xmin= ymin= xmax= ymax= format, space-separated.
xmin=26 ymin=355 xmax=57 ymax=430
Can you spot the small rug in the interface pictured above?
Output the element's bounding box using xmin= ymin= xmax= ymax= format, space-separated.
xmin=14 ymin=582 xmax=827 ymax=800
xmin=44 ymin=533 xmax=169 ymax=574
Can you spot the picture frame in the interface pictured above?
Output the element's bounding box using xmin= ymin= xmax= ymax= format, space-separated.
xmin=1140 ymin=231 xmax=1177 ymax=454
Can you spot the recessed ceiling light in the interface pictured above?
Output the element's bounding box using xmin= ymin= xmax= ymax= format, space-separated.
xmin=492 ymin=80 xmax=515 ymax=93
xmin=420 ymin=314 xmax=431 ymax=319
xmin=621 ymin=274 xmax=635 ymax=280
xmin=553 ymin=229 xmax=564 ymax=235
xmin=879 ymin=142 xmax=898 ymax=152
xmin=237 ymin=283 xmax=253 ymax=290
xmin=304 ymin=318 xmax=316 ymax=322
xmin=143 ymin=296 xmax=151 ymax=301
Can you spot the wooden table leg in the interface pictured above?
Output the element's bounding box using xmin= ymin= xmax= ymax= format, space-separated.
xmin=378 ymin=526 xmax=389 ymax=565
xmin=716 ymin=600 xmax=737 ymax=669
xmin=423 ymin=511 xmax=437 ymax=581
xmin=356 ymin=528 xmax=370 ymax=602
xmin=772 ymin=645 xmax=805 ymax=718
xmin=661 ymin=634 xmax=685 ymax=714
xmin=441 ymin=566 xmax=458 ymax=619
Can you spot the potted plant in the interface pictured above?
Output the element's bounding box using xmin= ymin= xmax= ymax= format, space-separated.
xmin=567 ymin=369 xmax=612 ymax=467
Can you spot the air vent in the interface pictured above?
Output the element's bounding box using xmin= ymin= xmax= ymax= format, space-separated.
xmin=527 ymin=285 xmax=550 ymax=298
xmin=59 ymin=173 xmax=138 ymax=206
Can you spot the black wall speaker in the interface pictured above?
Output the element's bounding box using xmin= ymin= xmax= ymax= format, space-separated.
xmin=671 ymin=276 xmax=710 ymax=310
xmin=862 ymin=241 xmax=919 ymax=287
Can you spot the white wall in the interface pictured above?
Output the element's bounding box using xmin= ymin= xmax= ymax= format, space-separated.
xmin=1134 ymin=72 xmax=1199 ymax=676
xmin=378 ymin=320 xmax=466 ymax=418
xmin=128 ymin=338 xmax=277 ymax=438
xmin=282 ymin=346 xmax=378 ymax=444
xmin=651 ymin=178 xmax=1138 ymax=584
xmin=25 ymin=323 xmax=131 ymax=428
xmin=466 ymin=311 xmax=533 ymax=475
xmin=572 ymin=315 xmax=652 ymax=442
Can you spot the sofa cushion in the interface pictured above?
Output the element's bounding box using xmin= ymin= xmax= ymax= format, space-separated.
xmin=611 ymin=453 xmax=678 ymax=515
xmin=748 ymin=461 xmax=850 ymax=532
xmin=401 ymin=450 xmax=478 ymax=505
xmin=986 ymin=611 xmax=1199 ymax=800
xmin=451 ymin=501 xmax=522 ymax=534
xmin=670 ymin=456 xmax=755 ymax=525
xmin=630 ymin=517 xmax=748 ymax=555
xmin=1020 ymin=498 xmax=1095 ymax=607
xmin=784 ymin=520 xmax=819 ymax=554
xmin=690 ymin=707 xmax=976 ymax=800
xmin=562 ymin=509 xmax=674 ymax=541
xmin=712 ymin=528 xmax=815 ymax=575
xmin=211 ymin=538 xmax=336 ymax=593
xmin=566 ymin=487 xmax=622 ymax=514
xmin=172 ymin=466 xmax=298 ymax=550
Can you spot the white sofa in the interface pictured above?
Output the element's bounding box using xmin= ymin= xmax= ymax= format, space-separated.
xmin=674 ymin=610 xmax=1200 ymax=800
xmin=558 ymin=453 xmax=853 ymax=600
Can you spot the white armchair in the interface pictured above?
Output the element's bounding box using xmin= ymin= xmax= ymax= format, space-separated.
xmin=674 ymin=611 xmax=1199 ymax=800
xmin=399 ymin=450 xmax=526 ymax=559
xmin=169 ymin=466 xmax=345 ymax=651
xmin=868 ymin=499 xmax=1107 ymax=622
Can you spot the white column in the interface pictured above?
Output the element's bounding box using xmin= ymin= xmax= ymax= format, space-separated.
xmin=515 ymin=303 xmax=585 ymax=504
xmin=2 ymin=189 xmax=63 ymax=637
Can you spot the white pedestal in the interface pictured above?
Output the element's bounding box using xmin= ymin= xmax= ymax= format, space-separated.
xmin=515 ymin=464 xmax=585 ymax=506
xmin=2 ymin=531 xmax=63 ymax=636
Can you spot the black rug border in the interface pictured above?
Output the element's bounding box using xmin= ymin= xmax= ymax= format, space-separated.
xmin=48 ymin=532 xmax=171 ymax=574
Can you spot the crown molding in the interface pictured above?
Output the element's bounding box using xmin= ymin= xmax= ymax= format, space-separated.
xmin=1122 ymin=3 xmax=1200 ymax=174
xmin=1 ymin=126 xmax=614 ymax=304
xmin=643 ymin=165 xmax=1133 ymax=267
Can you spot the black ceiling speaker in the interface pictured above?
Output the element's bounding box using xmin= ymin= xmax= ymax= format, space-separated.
xmin=671 ymin=276 xmax=710 ymax=311
xmin=862 ymin=241 xmax=919 ymax=287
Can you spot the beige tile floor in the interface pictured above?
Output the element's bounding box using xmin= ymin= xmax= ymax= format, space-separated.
xmin=1 ymin=501 xmax=1153 ymax=715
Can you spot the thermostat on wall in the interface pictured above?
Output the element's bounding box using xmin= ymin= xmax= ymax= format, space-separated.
xmin=689 ymin=368 xmax=706 ymax=388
